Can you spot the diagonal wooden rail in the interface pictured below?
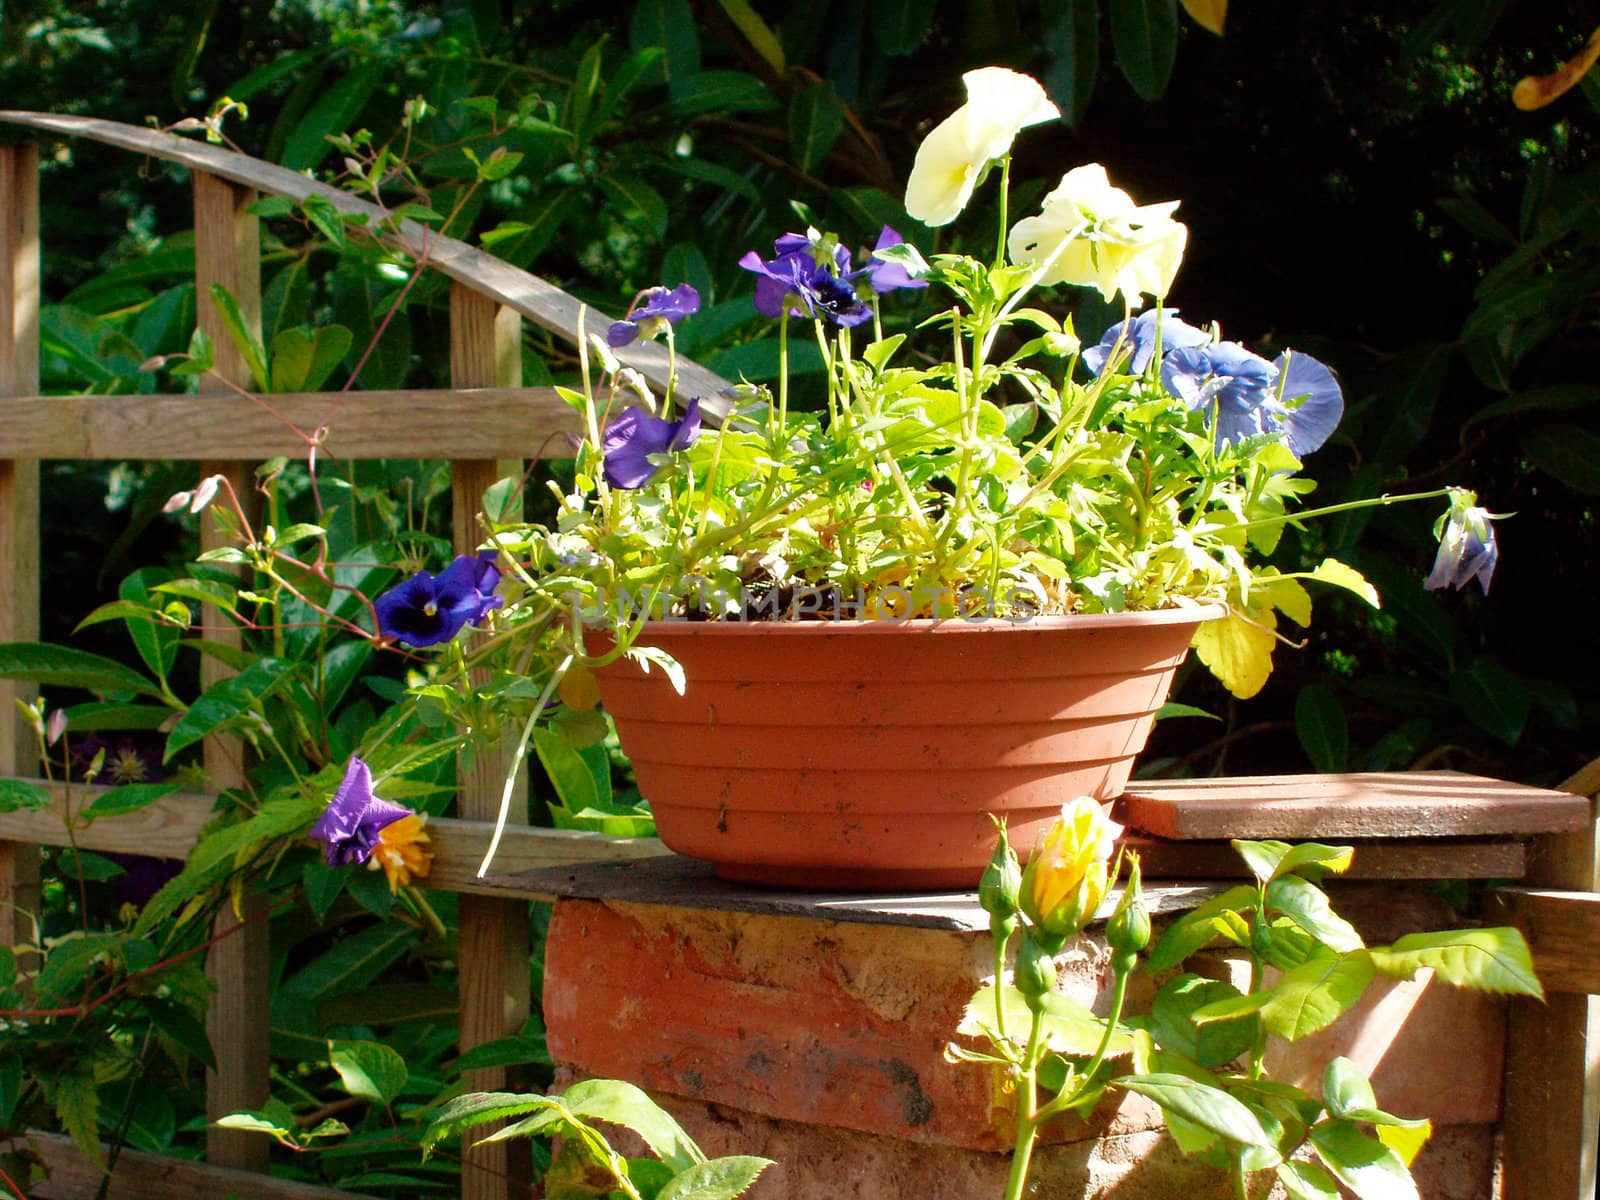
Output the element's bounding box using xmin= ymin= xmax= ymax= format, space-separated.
xmin=0 ymin=111 xmax=728 ymax=1200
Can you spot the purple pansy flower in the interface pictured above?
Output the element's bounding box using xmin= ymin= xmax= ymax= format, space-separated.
xmin=1160 ymin=342 xmax=1343 ymax=456
xmin=1083 ymin=308 xmax=1209 ymax=377
xmin=606 ymin=284 xmax=701 ymax=348
xmin=1425 ymin=499 xmax=1498 ymax=595
xmin=602 ymin=396 xmax=703 ymax=489
xmin=860 ymin=226 xmax=930 ymax=295
xmin=738 ymin=233 xmax=873 ymax=328
xmin=309 ymin=757 xmax=414 ymax=868
xmin=374 ymin=549 xmax=504 ymax=647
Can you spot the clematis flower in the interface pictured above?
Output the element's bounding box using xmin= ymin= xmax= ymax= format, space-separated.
xmin=905 ymin=67 xmax=1060 ymax=227
xmin=1160 ymin=343 xmax=1344 ymax=456
xmin=1425 ymin=493 xmax=1499 ymax=595
xmin=602 ymin=396 xmax=703 ymax=489
xmin=1083 ymin=308 xmax=1210 ymax=377
xmin=1007 ymin=164 xmax=1187 ymax=303
xmin=739 ymin=236 xmax=872 ymax=328
xmin=1019 ymin=796 xmax=1123 ymax=938
xmin=374 ymin=549 xmax=504 ymax=647
xmin=311 ymin=758 xmax=413 ymax=866
xmin=606 ymin=283 xmax=700 ymax=348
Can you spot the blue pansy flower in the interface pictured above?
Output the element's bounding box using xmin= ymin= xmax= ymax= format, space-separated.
xmin=606 ymin=283 xmax=701 ymax=349
xmin=738 ymin=233 xmax=873 ymax=328
xmin=602 ymin=396 xmax=703 ymax=489
xmin=309 ymin=757 xmax=414 ymax=867
xmin=1161 ymin=342 xmax=1343 ymax=456
xmin=1083 ymin=308 xmax=1209 ymax=377
xmin=374 ymin=549 xmax=504 ymax=647
xmin=1425 ymin=495 xmax=1498 ymax=595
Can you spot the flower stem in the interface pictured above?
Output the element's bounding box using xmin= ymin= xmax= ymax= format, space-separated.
xmin=1001 ymin=1009 xmax=1048 ymax=1200
xmin=995 ymin=155 xmax=1012 ymax=267
xmin=1230 ymin=487 xmax=1456 ymax=534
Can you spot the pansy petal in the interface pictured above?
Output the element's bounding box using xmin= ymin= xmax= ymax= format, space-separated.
xmin=1274 ymin=350 xmax=1344 ymax=456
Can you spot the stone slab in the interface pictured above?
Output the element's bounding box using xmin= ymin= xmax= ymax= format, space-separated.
xmin=1119 ymin=770 xmax=1587 ymax=840
xmin=493 ymin=852 xmax=1224 ymax=931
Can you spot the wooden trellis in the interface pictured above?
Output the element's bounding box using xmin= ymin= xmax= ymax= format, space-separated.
xmin=0 ymin=113 xmax=720 ymax=1200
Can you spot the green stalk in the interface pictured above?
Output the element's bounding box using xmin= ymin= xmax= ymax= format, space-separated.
xmin=1001 ymin=1008 xmax=1048 ymax=1200
xmin=1230 ymin=487 xmax=1457 ymax=535
xmin=995 ymin=155 xmax=1012 ymax=267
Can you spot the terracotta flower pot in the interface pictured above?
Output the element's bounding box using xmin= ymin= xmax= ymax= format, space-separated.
xmin=593 ymin=607 xmax=1224 ymax=890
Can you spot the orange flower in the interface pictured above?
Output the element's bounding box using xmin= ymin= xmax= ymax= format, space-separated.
xmin=1019 ymin=796 xmax=1123 ymax=937
xmin=372 ymin=814 xmax=432 ymax=891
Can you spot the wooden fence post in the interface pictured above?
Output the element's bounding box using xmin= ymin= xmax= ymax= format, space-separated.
xmin=450 ymin=282 xmax=532 ymax=1200
xmin=1499 ymin=758 xmax=1600 ymax=1200
xmin=193 ymin=169 xmax=271 ymax=1173
xmin=0 ymin=144 xmax=41 ymax=962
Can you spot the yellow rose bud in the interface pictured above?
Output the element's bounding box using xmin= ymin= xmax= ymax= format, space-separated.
xmin=1019 ymin=796 xmax=1123 ymax=938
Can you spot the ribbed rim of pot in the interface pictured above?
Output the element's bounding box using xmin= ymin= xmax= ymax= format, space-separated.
xmin=615 ymin=603 xmax=1229 ymax=636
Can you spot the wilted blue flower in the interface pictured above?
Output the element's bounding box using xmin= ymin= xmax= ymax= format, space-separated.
xmin=374 ymin=549 xmax=504 ymax=647
xmin=859 ymin=226 xmax=930 ymax=295
xmin=1083 ymin=308 xmax=1209 ymax=377
xmin=1425 ymin=496 xmax=1498 ymax=595
xmin=309 ymin=757 xmax=413 ymax=868
xmin=738 ymin=233 xmax=873 ymax=328
xmin=606 ymin=284 xmax=701 ymax=348
xmin=602 ymin=396 xmax=703 ymax=489
xmin=1161 ymin=343 xmax=1343 ymax=456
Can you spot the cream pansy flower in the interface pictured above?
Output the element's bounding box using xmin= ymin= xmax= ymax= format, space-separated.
xmin=1007 ymin=163 xmax=1188 ymax=303
xmin=904 ymin=67 xmax=1060 ymax=227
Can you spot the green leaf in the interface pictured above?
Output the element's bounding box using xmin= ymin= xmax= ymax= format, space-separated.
xmin=870 ymin=0 xmax=937 ymax=55
xmin=1155 ymin=701 xmax=1219 ymax=721
xmin=1232 ymin=840 xmax=1354 ymax=885
xmin=1278 ymin=1159 xmax=1343 ymax=1200
xmin=1295 ymin=684 xmax=1348 ymax=773
xmin=1109 ymin=0 xmax=1178 ymax=101
xmin=207 ymin=284 xmax=270 ymax=390
xmin=1044 ymin=0 xmax=1101 ymax=127
xmin=1307 ymin=558 xmax=1381 ymax=607
xmin=451 ymin=1031 xmax=551 ymax=1076
xmin=83 ymin=782 xmax=180 ymax=821
xmin=1258 ymin=952 xmax=1375 ymax=1042
xmin=597 ymin=174 xmax=668 ymax=240
xmin=165 ymin=658 xmax=297 ymax=761
xmin=787 ymin=80 xmax=844 ymax=175
xmin=667 ymin=70 xmax=777 ymax=116
xmin=531 ymin=727 xmax=600 ymax=814
xmin=145 ymin=996 xmax=217 ymax=1070
xmin=1521 ymin=422 xmax=1600 ymax=494
xmin=54 ymin=1067 xmax=104 ymax=1170
xmin=282 ymin=60 xmax=382 ymax=171
xmin=1118 ymin=1074 xmax=1274 ymax=1146
xmin=1369 ymin=928 xmax=1542 ymax=997
xmin=0 ymin=779 xmax=50 ymax=814
xmin=0 ymin=642 xmax=163 ymax=698
xmin=329 ymin=1039 xmax=408 ymax=1106
xmin=119 ymin=569 xmax=180 ymax=683
xmin=277 ymin=922 xmax=418 ymax=1007
xmin=1309 ymin=1119 xmax=1420 ymax=1200
xmin=710 ymin=0 xmax=785 ymax=74
xmin=0 ymin=1058 xmax=20 ymax=1126
xmin=1148 ymin=884 xmax=1257 ymax=971
xmin=1150 ymin=975 xmax=1258 ymax=1069
xmin=629 ymin=0 xmax=701 ymax=87
xmin=269 ymin=325 xmax=353 ymax=393
xmin=1448 ymin=658 xmax=1531 ymax=745
xmin=1322 ymin=1056 xmax=1377 ymax=1117
xmin=560 ymin=1078 xmax=708 ymax=1173
xmin=421 ymin=1092 xmax=553 ymax=1155
xmin=658 ymin=1156 xmax=775 ymax=1200
xmin=1265 ymin=875 xmax=1364 ymax=952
